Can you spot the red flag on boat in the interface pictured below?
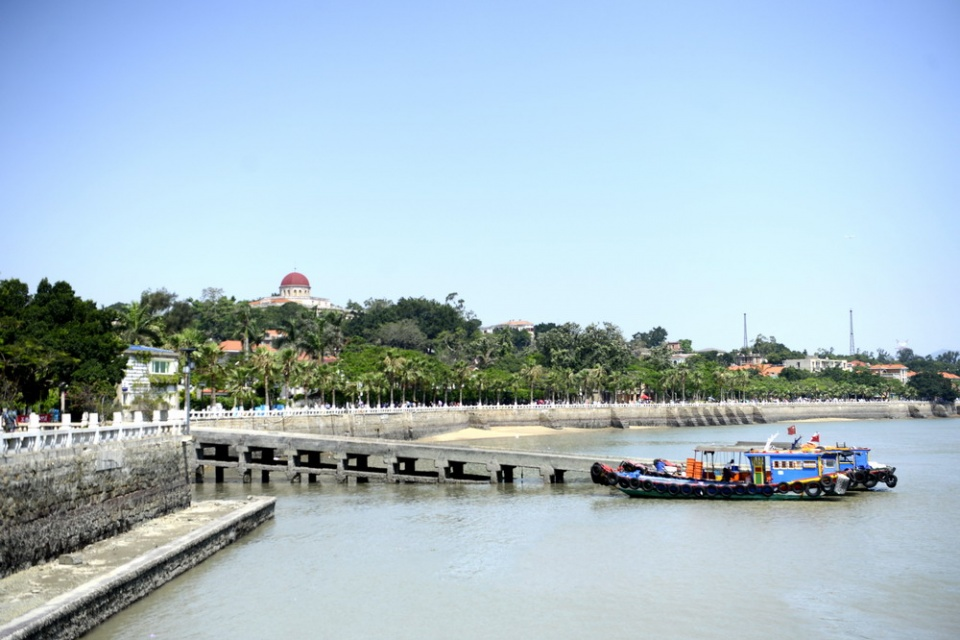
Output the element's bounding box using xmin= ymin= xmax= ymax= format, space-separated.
xmin=807 ymin=432 xmax=821 ymax=445
xmin=787 ymin=425 xmax=797 ymax=435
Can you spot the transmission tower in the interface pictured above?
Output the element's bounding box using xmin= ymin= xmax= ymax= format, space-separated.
xmin=849 ymin=309 xmax=855 ymax=356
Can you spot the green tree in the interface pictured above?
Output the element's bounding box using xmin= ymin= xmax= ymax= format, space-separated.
xmin=908 ymin=372 xmax=957 ymax=402
xmin=635 ymin=326 xmax=668 ymax=348
xmin=250 ymin=347 xmax=278 ymax=408
xmin=118 ymin=301 xmax=164 ymax=346
xmin=0 ymin=278 xmax=125 ymax=412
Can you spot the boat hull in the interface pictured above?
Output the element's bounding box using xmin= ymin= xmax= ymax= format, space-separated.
xmin=595 ymin=466 xmax=850 ymax=500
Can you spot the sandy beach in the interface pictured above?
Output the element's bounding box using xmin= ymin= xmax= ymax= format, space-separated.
xmin=417 ymin=418 xmax=860 ymax=443
xmin=418 ymin=425 xmax=598 ymax=443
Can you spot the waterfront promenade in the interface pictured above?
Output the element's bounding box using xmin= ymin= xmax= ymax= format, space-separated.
xmin=4 ymin=400 xmax=956 ymax=456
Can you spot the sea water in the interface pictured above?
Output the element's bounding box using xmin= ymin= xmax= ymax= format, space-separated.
xmin=86 ymin=419 xmax=960 ymax=640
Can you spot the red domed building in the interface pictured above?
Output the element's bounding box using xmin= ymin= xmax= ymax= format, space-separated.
xmin=250 ymin=271 xmax=340 ymax=312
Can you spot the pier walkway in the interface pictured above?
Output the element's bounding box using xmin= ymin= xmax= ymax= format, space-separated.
xmin=192 ymin=427 xmax=631 ymax=485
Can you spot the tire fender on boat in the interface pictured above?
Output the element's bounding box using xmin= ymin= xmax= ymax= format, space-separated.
xmin=804 ymin=483 xmax=823 ymax=498
xmin=777 ymin=482 xmax=790 ymax=494
xmin=885 ymin=474 xmax=898 ymax=488
xmin=590 ymin=463 xmax=606 ymax=484
xmin=606 ymin=471 xmax=619 ymax=486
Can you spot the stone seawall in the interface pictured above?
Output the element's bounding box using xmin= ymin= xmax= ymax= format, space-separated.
xmin=0 ymin=497 xmax=275 ymax=640
xmin=0 ymin=436 xmax=191 ymax=579
xmin=193 ymin=401 xmax=957 ymax=440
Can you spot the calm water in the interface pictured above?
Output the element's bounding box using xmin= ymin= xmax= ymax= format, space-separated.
xmin=86 ymin=419 xmax=960 ymax=640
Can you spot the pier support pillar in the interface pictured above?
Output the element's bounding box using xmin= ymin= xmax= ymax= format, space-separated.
xmin=215 ymin=466 xmax=225 ymax=483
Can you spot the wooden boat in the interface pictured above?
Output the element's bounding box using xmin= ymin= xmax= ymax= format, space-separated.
xmin=734 ymin=432 xmax=898 ymax=490
xmin=591 ymin=447 xmax=850 ymax=500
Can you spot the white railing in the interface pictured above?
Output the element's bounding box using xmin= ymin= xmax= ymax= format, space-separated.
xmin=2 ymin=398 xmax=913 ymax=453
xmin=2 ymin=422 xmax=187 ymax=455
xmin=186 ymin=397 xmax=901 ymax=421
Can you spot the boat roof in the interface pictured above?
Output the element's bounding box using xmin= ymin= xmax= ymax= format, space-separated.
xmin=734 ymin=441 xmax=870 ymax=452
xmin=692 ymin=443 xmax=840 ymax=456
xmin=693 ymin=444 xmax=760 ymax=454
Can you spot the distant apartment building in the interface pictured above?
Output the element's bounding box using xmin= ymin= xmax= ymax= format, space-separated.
xmin=481 ymin=319 xmax=535 ymax=335
xmin=869 ymin=363 xmax=910 ymax=384
xmin=782 ymin=357 xmax=852 ymax=374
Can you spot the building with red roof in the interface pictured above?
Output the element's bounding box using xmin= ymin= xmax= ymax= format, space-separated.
xmin=249 ymin=271 xmax=340 ymax=312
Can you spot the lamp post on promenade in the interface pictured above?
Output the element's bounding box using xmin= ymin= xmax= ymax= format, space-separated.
xmin=181 ymin=348 xmax=196 ymax=435
xmin=58 ymin=382 xmax=67 ymax=424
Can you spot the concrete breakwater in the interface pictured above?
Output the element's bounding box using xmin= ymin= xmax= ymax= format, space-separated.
xmin=0 ymin=436 xmax=191 ymax=579
xmin=0 ymin=497 xmax=275 ymax=640
xmin=192 ymin=401 xmax=957 ymax=441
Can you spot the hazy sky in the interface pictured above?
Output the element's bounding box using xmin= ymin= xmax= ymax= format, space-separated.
xmin=2 ymin=1 xmax=958 ymax=357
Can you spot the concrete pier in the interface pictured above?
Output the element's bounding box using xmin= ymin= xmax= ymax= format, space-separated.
xmin=0 ymin=497 xmax=275 ymax=640
xmin=193 ymin=427 xmax=630 ymax=485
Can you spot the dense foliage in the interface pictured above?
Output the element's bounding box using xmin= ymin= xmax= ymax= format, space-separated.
xmin=2 ymin=278 xmax=958 ymax=414
xmin=1 ymin=279 xmax=125 ymax=415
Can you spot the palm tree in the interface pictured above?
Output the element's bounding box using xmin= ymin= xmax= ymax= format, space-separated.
xmin=583 ymin=366 xmax=606 ymax=402
xmin=276 ymin=347 xmax=300 ymax=405
xmin=166 ymin=328 xmax=205 ymax=352
xmin=383 ymin=353 xmax=407 ymax=407
xmin=119 ymin=301 xmax=164 ymax=346
xmin=224 ymin=360 xmax=256 ymax=409
xmin=687 ymin=366 xmax=704 ymax=402
xmin=233 ymin=305 xmax=263 ymax=354
xmin=715 ymin=368 xmax=734 ymax=402
xmin=250 ymin=347 xmax=277 ymax=408
xmin=193 ymin=341 xmax=224 ymax=407
xmin=321 ymin=310 xmax=346 ymax=359
xmin=732 ymin=369 xmax=751 ymax=401
xmin=520 ymin=364 xmax=545 ymax=404
xmin=450 ymin=360 xmax=471 ymax=405
xmin=661 ymin=368 xmax=679 ymax=402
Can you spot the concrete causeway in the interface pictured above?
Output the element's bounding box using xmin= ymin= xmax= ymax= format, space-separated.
xmin=0 ymin=497 xmax=274 ymax=640
xmin=193 ymin=427 xmax=631 ymax=484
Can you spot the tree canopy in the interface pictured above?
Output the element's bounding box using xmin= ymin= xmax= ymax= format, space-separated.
xmin=0 ymin=278 xmax=125 ymax=411
xmin=3 ymin=276 xmax=959 ymax=414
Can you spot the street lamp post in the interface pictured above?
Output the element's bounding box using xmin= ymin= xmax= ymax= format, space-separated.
xmin=58 ymin=382 xmax=67 ymax=423
xmin=182 ymin=348 xmax=196 ymax=435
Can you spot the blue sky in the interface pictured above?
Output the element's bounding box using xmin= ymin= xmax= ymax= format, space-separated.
xmin=2 ymin=1 xmax=958 ymax=357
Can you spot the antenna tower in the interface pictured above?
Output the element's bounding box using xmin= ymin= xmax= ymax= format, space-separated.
xmin=849 ymin=309 xmax=855 ymax=356
xmin=743 ymin=313 xmax=748 ymax=350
